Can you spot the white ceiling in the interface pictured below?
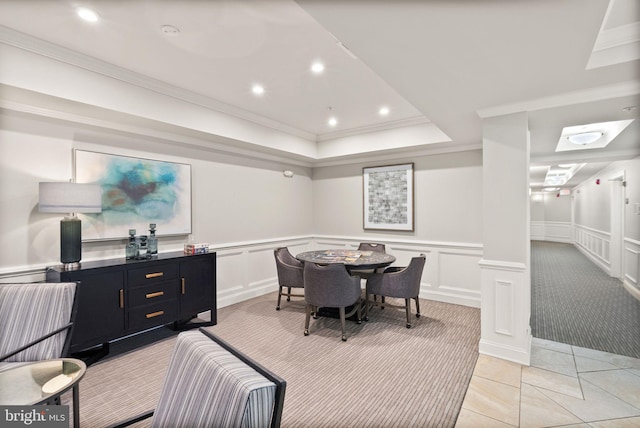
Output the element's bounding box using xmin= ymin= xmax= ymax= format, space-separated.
xmin=0 ymin=0 xmax=638 ymax=189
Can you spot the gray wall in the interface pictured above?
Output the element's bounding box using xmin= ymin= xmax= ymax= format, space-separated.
xmin=0 ymin=110 xmax=314 ymax=271
xmin=312 ymin=150 xmax=483 ymax=244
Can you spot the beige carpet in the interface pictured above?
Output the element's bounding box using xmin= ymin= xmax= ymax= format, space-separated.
xmin=67 ymin=292 xmax=480 ymax=427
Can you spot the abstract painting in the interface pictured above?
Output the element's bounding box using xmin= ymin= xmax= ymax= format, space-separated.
xmin=75 ymin=150 xmax=191 ymax=240
xmin=363 ymin=163 xmax=414 ymax=231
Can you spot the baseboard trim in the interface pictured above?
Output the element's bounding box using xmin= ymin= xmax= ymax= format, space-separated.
xmin=479 ymin=336 xmax=531 ymax=366
xmin=623 ymin=279 xmax=640 ymax=302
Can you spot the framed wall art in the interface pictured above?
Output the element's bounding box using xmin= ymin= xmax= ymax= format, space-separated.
xmin=363 ymin=163 xmax=414 ymax=231
xmin=75 ymin=150 xmax=192 ymax=240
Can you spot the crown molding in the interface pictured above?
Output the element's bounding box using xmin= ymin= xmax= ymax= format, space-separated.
xmin=593 ymin=22 xmax=640 ymax=52
xmin=312 ymin=142 xmax=482 ymax=168
xmin=316 ymin=116 xmax=431 ymax=142
xmin=0 ymin=25 xmax=317 ymax=141
xmin=476 ymin=81 xmax=640 ymax=118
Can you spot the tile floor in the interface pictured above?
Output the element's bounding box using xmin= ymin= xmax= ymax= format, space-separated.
xmin=456 ymin=338 xmax=640 ymax=427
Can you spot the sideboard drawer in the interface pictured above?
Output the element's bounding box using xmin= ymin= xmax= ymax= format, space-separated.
xmin=129 ymin=301 xmax=178 ymax=330
xmin=127 ymin=263 xmax=178 ymax=286
xmin=128 ymin=280 xmax=178 ymax=308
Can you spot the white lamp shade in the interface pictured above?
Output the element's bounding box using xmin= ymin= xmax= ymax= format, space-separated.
xmin=39 ymin=182 xmax=102 ymax=213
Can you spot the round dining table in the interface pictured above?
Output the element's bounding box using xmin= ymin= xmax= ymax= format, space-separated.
xmin=296 ymin=249 xmax=395 ymax=271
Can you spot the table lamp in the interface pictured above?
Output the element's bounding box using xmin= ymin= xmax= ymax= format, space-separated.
xmin=39 ymin=182 xmax=102 ymax=269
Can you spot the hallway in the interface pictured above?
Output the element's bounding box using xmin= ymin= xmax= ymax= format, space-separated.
xmin=531 ymin=241 xmax=640 ymax=359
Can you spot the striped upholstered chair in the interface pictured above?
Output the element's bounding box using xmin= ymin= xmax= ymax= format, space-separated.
xmin=112 ymin=328 xmax=286 ymax=428
xmin=0 ymin=282 xmax=78 ymax=366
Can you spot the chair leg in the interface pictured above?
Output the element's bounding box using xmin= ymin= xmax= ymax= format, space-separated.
xmin=287 ymin=286 xmax=292 ymax=302
xmin=415 ymin=297 xmax=421 ymax=318
xmin=339 ymin=307 xmax=347 ymax=341
xmin=381 ymin=295 xmax=385 ymax=309
xmin=364 ymin=293 xmax=370 ymax=321
xmin=276 ymin=286 xmax=283 ymax=310
xmin=356 ymin=299 xmax=362 ymax=324
xmin=304 ymin=304 xmax=312 ymax=336
xmin=405 ymin=298 xmax=411 ymax=328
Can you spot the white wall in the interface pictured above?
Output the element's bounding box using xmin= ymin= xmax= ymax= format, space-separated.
xmin=572 ymin=156 xmax=640 ymax=296
xmin=530 ymin=192 xmax=572 ymax=243
xmin=312 ymin=151 xmax=483 ymax=243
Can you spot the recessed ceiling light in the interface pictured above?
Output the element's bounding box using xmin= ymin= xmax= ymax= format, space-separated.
xmin=558 ymin=164 xmax=575 ymax=168
xmin=251 ymin=84 xmax=265 ymax=96
xmin=567 ymin=131 xmax=603 ymax=145
xmin=311 ymin=62 xmax=325 ymax=74
xmin=543 ymin=187 xmax=559 ymax=192
xmin=379 ymin=106 xmax=390 ymax=116
xmin=328 ymin=117 xmax=338 ymax=127
xmin=77 ymin=7 xmax=99 ymax=22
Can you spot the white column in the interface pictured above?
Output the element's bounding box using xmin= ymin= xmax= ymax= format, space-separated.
xmin=480 ymin=112 xmax=532 ymax=365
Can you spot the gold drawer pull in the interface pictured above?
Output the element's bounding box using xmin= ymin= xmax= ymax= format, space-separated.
xmin=119 ymin=289 xmax=124 ymax=308
xmin=181 ymin=278 xmax=185 ymax=294
xmin=146 ymin=310 xmax=164 ymax=319
xmin=145 ymin=272 xmax=164 ymax=279
xmin=146 ymin=291 xmax=164 ymax=299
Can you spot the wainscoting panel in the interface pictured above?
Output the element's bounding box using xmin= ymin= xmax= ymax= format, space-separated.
xmin=530 ymin=222 xmax=545 ymax=241
xmin=437 ymin=250 xmax=482 ymax=307
xmin=1 ymin=235 xmax=483 ymax=310
xmin=530 ymin=221 xmax=571 ymax=243
xmin=479 ymin=259 xmax=531 ymax=365
xmin=495 ymin=280 xmax=514 ymax=336
xmin=312 ymin=236 xmax=483 ymax=308
xmin=623 ymin=238 xmax=640 ymax=300
xmin=574 ymin=224 xmax=611 ymax=274
xmin=214 ymin=237 xmax=313 ymax=308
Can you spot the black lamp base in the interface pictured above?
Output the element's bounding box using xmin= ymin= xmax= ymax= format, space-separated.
xmin=60 ymin=216 xmax=82 ymax=268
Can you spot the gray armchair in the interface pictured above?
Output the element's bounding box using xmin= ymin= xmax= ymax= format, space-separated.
xmin=274 ymin=247 xmax=304 ymax=310
xmin=357 ymin=242 xmax=386 ymax=253
xmin=365 ymin=254 xmax=426 ymax=328
xmin=303 ymin=263 xmax=362 ymax=341
xmin=350 ymin=242 xmax=387 ymax=280
xmin=0 ymin=282 xmax=78 ymax=365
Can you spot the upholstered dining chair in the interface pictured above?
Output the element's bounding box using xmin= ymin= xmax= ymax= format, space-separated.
xmin=274 ymin=247 xmax=304 ymax=310
xmin=364 ymin=254 xmax=426 ymax=328
xmin=350 ymin=242 xmax=387 ymax=280
xmin=110 ymin=328 xmax=286 ymax=428
xmin=357 ymin=242 xmax=386 ymax=253
xmin=303 ymin=262 xmax=362 ymax=342
xmin=0 ymin=282 xmax=78 ymax=365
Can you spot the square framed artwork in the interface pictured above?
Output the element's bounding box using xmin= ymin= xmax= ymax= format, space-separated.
xmin=363 ymin=163 xmax=414 ymax=231
xmin=74 ymin=150 xmax=192 ymax=240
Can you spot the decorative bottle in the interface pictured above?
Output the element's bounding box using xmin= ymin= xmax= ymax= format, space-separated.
xmin=137 ymin=235 xmax=148 ymax=259
xmin=148 ymin=223 xmax=158 ymax=256
xmin=126 ymin=229 xmax=138 ymax=260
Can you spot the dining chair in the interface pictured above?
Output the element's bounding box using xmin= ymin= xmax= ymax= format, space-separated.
xmin=274 ymin=247 xmax=304 ymax=310
xmin=357 ymin=242 xmax=386 ymax=253
xmin=350 ymin=242 xmax=387 ymax=280
xmin=303 ymin=262 xmax=362 ymax=341
xmin=109 ymin=328 xmax=286 ymax=428
xmin=0 ymin=282 xmax=78 ymax=364
xmin=364 ymin=254 xmax=426 ymax=328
